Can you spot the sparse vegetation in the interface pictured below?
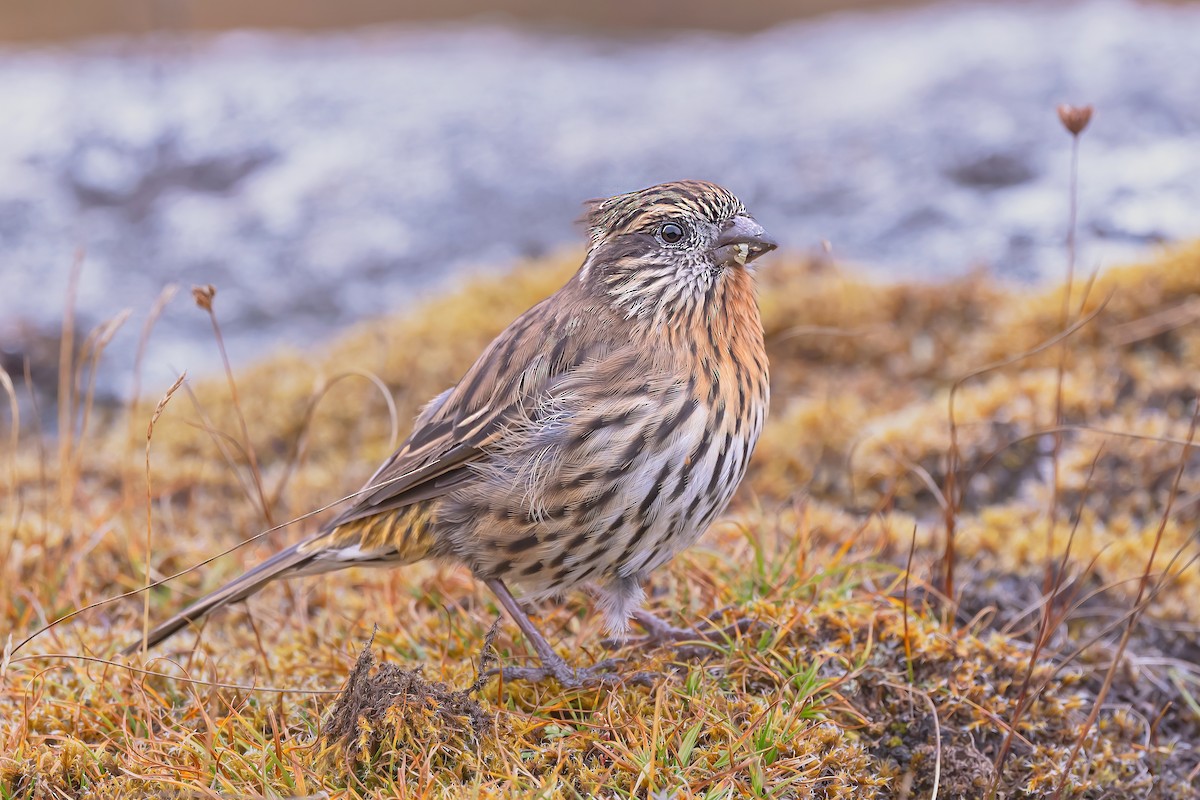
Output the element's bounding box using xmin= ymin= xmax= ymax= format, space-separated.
xmin=2 ymin=239 xmax=1200 ymax=797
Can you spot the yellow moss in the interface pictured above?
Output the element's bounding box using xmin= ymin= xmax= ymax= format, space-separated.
xmin=3 ymin=243 xmax=1200 ymax=798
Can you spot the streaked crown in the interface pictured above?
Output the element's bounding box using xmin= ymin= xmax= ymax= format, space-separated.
xmin=583 ymin=180 xmax=746 ymax=245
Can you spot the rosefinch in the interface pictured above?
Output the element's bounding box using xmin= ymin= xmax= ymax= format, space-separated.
xmin=125 ymin=180 xmax=776 ymax=685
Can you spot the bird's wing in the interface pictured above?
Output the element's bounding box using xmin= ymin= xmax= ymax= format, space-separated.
xmin=324 ymin=288 xmax=616 ymax=529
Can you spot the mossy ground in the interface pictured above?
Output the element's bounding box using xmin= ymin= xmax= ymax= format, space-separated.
xmin=2 ymin=244 xmax=1199 ymax=798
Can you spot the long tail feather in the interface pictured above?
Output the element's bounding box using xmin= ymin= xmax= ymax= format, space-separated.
xmin=122 ymin=542 xmax=320 ymax=656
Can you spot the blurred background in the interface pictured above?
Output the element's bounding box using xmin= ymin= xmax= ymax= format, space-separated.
xmin=1 ymin=0 xmax=1198 ymax=413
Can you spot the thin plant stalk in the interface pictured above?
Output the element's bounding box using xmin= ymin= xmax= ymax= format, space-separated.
xmin=142 ymin=373 xmax=187 ymax=656
xmin=1051 ymin=403 xmax=1197 ymax=798
xmin=988 ymin=448 xmax=1103 ymax=796
xmin=193 ymin=285 xmax=274 ymax=526
xmin=56 ymin=252 xmax=83 ymax=509
xmin=0 ymin=364 xmax=19 ymax=620
xmin=1047 ymin=111 xmax=1086 ymax=592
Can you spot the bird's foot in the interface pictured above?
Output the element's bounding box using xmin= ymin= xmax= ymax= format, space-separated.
xmin=494 ymin=656 xmax=657 ymax=688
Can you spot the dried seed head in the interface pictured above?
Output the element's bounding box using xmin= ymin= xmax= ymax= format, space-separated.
xmin=1057 ymin=104 xmax=1093 ymax=136
xmin=192 ymin=284 xmax=216 ymax=311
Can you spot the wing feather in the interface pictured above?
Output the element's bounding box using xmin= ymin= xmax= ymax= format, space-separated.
xmin=323 ymin=283 xmax=612 ymax=532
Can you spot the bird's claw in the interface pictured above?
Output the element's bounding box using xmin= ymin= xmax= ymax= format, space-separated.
xmin=606 ymin=616 xmax=766 ymax=655
xmin=491 ymin=657 xmax=657 ymax=688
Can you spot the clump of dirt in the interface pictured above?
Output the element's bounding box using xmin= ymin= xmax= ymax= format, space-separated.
xmin=323 ymin=628 xmax=497 ymax=773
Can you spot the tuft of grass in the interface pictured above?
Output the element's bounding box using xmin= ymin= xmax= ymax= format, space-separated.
xmin=2 ymin=241 xmax=1200 ymax=797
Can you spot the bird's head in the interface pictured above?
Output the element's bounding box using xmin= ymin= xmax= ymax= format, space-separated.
xmin=579 ymin=180 xmax=777 ymax=320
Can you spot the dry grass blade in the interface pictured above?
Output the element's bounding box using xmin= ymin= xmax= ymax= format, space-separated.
xmin=0 ymin=364 xmax=19 ymax=575
xmin=1041 ymin=549 xmax=1200 ymax=689
xmin=181 ymin=381 xmax=269 ymax=523
xmin=947 ymin=296 xmax=1111 ymax=432
xmin=142 ymin=372 xmax=187 ymax=657
xmin=55 ymin=251 xmax=83 ymax=509
xmin=942 ymin=293 xmax=1112 ymax=605
xmin=883 ymin=681 xmax=942 ymax=800
xmin=9 ymin=432 xmax=499 ymax=656
xmin=193 ymin=284 xmax=274 ymax=526
xmin=1169 ymin=668 xmax=1200 ymax=721
xmin=5 ymin=241 xmax=1200 ymax=797
xmin=923 ymin=690 xmax=942 ymax=800
xmin=128 ymin=284 xmax=180 ymax=421
xmin=267 ymin=369 xmax=401 ymax=512
xmin=1052 ymin=403 xmax=1199 ymax=798
xmin=73 ymin=309 xmax=132 ymax=466
xmin=988 ymin=447 xmax=1103 ymax=797
xmin=1110 ymin=294 xmax=1200 ymax=345
xmin=965 ymin=423 xmax=1200 ymax=493
xmin=902 ymin=524 xmax=918 ymax=684
xmin=7 ymin=653 xmax=343 ymax=695
xmin=1047 ymin=107 xmax=1095 ymax=604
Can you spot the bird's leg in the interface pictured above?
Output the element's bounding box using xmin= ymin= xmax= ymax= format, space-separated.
xmin=485 ymin=579 xmax=628 ymax=687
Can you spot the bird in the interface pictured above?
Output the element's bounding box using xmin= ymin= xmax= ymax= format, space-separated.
xmin=123 ymin=179 xmax=777 ymax=685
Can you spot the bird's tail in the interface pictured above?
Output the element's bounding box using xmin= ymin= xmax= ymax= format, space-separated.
xmin=121 ymin=540 xmax=326 ymax=656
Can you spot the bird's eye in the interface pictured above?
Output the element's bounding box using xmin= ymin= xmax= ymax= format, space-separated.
xmin=659 ymin=222 xmax=685 ymax=244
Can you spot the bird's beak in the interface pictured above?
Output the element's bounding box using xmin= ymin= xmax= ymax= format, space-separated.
xmin=712 ymin=215 xmax=778 ymax=267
